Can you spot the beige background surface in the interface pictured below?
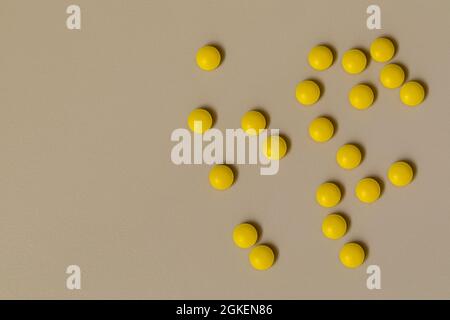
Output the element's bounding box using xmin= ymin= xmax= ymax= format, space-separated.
xmin=0 ymin=0 xmax=449 ymax=299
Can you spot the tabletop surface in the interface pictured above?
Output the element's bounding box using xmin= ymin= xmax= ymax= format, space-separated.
xmin=0 ymin=0 xmax=449 ymax=299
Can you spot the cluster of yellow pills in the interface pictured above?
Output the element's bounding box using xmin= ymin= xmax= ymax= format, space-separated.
xmin=299 ymin=38 xmax=421 ymax=269
xmin=191 ymin=37 xmax=421 ymax=274
xmin=232 ymin=223 xmax=275 ymax=271
xmin=315 ymin=149 xmax=415 ymax=268
xmin=372 ymin=38 xmax=425 ymax=106
xmin=194 ymin=45 xmax=281 ymax=271
xmin=298 ymin=38 xmax=426 ymax=110
xmin=192 ymin=46 xmax=289 ymax=192
xmin=301 ymin=38 xmax=426 ymax=148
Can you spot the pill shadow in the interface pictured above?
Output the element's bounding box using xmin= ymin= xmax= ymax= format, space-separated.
xmin=381 ymin=35 xmax=398 ymax=59
xmin=262 ymin=242 xmax=279 ymax=265
xmin=346 ymin=141 xmax=366 ymax=165
xmin=228 ymin=164 xmax=239 ymax=185
xmin=319 ymin=42 xmax=338 ymax=67
xmin=359 ymin=82 xmax=378 ymax=105
xmin=328 ymin=180 xmax=346 ymax=200
xmin=353 ymin=47 xmax=371 ymax=69
xmin=208 ymin=42 xmax=226 ymax=65
xmin=353 ymin=240 xmax=370 ymax=261
xmin=307 ymin=77 xmax=325 ymax=100
xmin=398 ymin=159 xmax=418 ymax=180
xmin=320 ymin=114 xmax=338 ymax=137
xmin=337 ymin=212 xmax=351 ymax=233
xmin=367 ymin=175 xmax=385 ymax=198
xmin=245 ymin=220 xmax=263 ymax=241
xmin=201 ymin=106 xmax=217 ymax=127
xmin=281 ymin=134 xmax=291 ymax=155
xmin=391 ymin=61 xmax=409 ymax=81
xmin=253 ymin=108 xmax=271 ymax=128
xmin=409 ymin=79 xmax=429 ymax=100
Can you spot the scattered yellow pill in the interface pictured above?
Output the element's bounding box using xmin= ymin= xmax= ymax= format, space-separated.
xmin=308 ymin=117 xmax=334 ymax=142
xmin=187 ymin=108 xmax=213 ymax=134
xmin=241 ymin=110 xmax=266 ymax=135
xmin=196 ymin=45 xmax=221 ymax=71
xmin=348 ymin=84 xmax=374 ymax=110
xmin=341 ymin=49 xmax=367 ymax=74
xmin=339 ymin=242 xmax=365 ymax=268
xmin=249 ymin=245 xmax=275 ymax=271
xmin=295 ymin=80 xmax=321 ymax=106
xmin=233 ymin=223 xmax=258 ymax=249
xmin=370 ymin=37 xmax=395 ymax=62
xmin=308 ymin=45 xmax=334 ymax=71
xmin=388 ymin=161 xmax=414 ymax=187
xmin=400 ymin=81 xmax=425 ymax=106
xmin=355 ymin=178 xmax=381 ymax=203
xmin=336 ymin=144 xmax=362 ymax=170
xmin=380 ymin=63 xmax=405 ymax=89
xmin=263 ymin=135 xmax=287 ymax=160
xmin=316 ymin=182 xmax=342 ymax=208
xmin=209 ymin=164 xmax=234 ymax=190
xmin=322 ymin=214 xmax=347 ymax=240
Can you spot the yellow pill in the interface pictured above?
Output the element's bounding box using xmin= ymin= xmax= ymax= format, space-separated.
xmin=308 ymin=45 xmax=334 ymax=71
xmin=241 ymin=110 xmax=266 ymax=135
xmin=341 ymin=49 xmax=367 ymax=74
xmin=355 ymin=178 xmax=381 ymax=203
xmin=187 ymin=108 xmax=213 ymax=134
xmin=380 ymin=64 xmax=405 ymax=89
xmin=316 ymin=182 xmax=341 ymax=208
xmin=295 ymin=80 xmax=321 ymax=106
xmin=196 ymin=45 xmax=221 ymax=71
xmin=339 ymin=243 xmax=365 ymax=268
xmin=233 ymin=223 xmax=258 ymax=249
xmin=263 ymin=136 xmax=287 ymax=160
xmin=309 ymin=117 xmax=334 ymax=142
xmin=209 ymin=164 xmax=234 ymax=190
xmin=348 ymin=84 xmax=374 ymax=110
xmin=370 ymin=37 xmax=395 ymax=62
xmin=388 ymin=161 xmax=414 ymax=187
xmin=400 ymin=81 xmax=425 ymax=106
xmin=336 ymin=144 xmax=362 ymax=170
xmin=249 ymin=245 xmax=275 ymax=271
xmin=322 ymin=214 xmax=347 ymax=240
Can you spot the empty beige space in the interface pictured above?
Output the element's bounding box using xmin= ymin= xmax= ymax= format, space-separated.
xmin=0 ymin=0 xmax=449 ymax=299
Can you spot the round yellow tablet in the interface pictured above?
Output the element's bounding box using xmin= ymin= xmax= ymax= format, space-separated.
xmin=370 ymin=37 xmax=395 ymax=63
xmin=388 ymin=161 xmax=414 ymax=187
xmin=342 ymin=49 xmax=367 ymax=74
xmin=316 ymin=182 xmax=341 ymax=208
xmin=380 ymin=64 xmax=405 ymax=89
xmin=295 ymin=80 xmax=321 ymax=106
xmin=336 ymin=144 xmax=362 ymax=170
xmin=209 ymin=164 xmax=234 ymax=190
xmin=400 ymin=81 xmax=425 ymax=106
xmin=308 ymin=117 xmax=334 ymax=142
xmin=241 ymin=110 xmax=266 ymax=135
xmin=233 ymin=223 xmax=258 ymax=249
xmin=263 ymin=136 xmax=287 ymax=160
xmin=348 ymin=84 xmax=374 ymax=110
xmin=187 ymin=108 xmax=213 ymax=134
xmin=196 ymin=45 xmax=221 ymax=71
xmin=249 ymin=245 xmax=274 ymax=271
xmin=355 ymin=178 xmax=381 ymax=203
xmin=339 ymin=242 xmax=365 ymax=268
xmin=308 ymin=45 xmax=334 ymax=71
xmin=322 ymin=214 xmax=347 ymax=240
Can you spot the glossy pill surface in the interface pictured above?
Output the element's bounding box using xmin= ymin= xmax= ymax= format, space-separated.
xmin=249 ymin=245 xmax=275 ymax=271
